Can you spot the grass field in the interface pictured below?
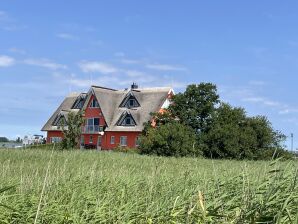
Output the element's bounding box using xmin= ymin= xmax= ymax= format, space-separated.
xmin=0 ymin=148 xmax=297 ymax=223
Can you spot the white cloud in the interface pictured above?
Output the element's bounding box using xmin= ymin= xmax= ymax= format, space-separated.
xmin=0 ymin=55 xmax=15 ymax=67
xmin=279 ymin=109 xmax=298 ymax=115
xmin=120 ymin=59 xmax=141 ymax=64
xmin=242 ymin=97 xmax=280 ymax=107
xmin=146 ymin=63 xmax=187 ymax=71
xmin=78 ymin=61 xmax=118 ymax=74
xmin=23 ymin=58 xmax=67 ymax=70
xmin=56 ymin=33 xmax=79 ymax=40
xmin=125 ymin=70 xmax=146 ymax=77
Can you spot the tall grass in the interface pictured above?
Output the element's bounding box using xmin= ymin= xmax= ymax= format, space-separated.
xmin=0 ymin=149 xmax=297 ymax=223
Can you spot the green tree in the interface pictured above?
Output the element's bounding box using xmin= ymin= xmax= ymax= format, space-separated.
xmin=139 ymin=122 xmax=200 ymax=157
xmin=201 ymin=103 xmax=287 ymax=159
xmin=169 ymin=83 xmax=219 ymax=134
xmin=0 ymin=137 xmax=9 ymax=142
xmin=61 ymin=111 xmax=85 ymax=149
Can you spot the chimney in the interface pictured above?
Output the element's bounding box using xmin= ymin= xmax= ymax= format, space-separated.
xmin=131 ymin=82 xmax=138 ymax=90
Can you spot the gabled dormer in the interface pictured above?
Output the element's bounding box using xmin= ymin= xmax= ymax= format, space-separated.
xmin=71 ymin=93 xmax=87 ymax=109
xmin=89 ymin=97 xmax=100 ymax=108
xmin=119 ymin=91 xmax=140 ymax=109
xmin=117 ymin=111 xmax=137 ymax=126
xmin=52 ymin=112 xmax=67 ymax=127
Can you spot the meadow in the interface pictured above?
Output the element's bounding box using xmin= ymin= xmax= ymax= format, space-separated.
xmin=0 ymin=148 xmax=297 ymax=223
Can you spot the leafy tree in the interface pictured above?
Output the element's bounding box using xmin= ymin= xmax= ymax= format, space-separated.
xmin=139 ymin=122 xmax=200 ymax=157
xmin=201 ymin=103 xmax=287 ymax=159
xmin=169 ymin=83 xmax=219 ymax=134
xmin=61 ymin=111 xmax=84 ymax=149
xmin=0 ymin=137 xmax=9 ymax=142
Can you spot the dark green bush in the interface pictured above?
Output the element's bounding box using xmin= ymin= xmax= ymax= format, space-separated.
xmin=139 ymin=122 xmax=201 ymax=157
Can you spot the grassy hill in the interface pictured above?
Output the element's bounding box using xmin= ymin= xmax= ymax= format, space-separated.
xmin=0 ymin=148 xmax=297 ymax=223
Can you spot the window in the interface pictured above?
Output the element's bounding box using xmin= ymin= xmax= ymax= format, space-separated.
xmin=110 ymin=136 xmax=115 ymax=144
xmin=87 ymin=118 xmax=100 ymax=132
xmin=120 ymin=136 xmax=127 ymax=146
xmin=129 ymin=99 xmax=135 ymax=107
xmin=89 ymin=136 xmax=93 ymax=144
xmin=118 ymin=114 xmax=136 ymax=126
xmin=125 ymin=117 xmax=132 ymax=125
xmin=50 ymin=137 xmax=62 ymax=143
xmin=89 ymin=98 xmax=99 ymax=108
xmin=135 ymin=136 xmax=140 ymax=147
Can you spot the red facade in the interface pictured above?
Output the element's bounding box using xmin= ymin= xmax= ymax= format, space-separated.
xmin=46 ymin=94 xmax=141 ymax=149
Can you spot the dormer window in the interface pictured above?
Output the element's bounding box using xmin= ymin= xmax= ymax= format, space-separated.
xmin=125 ymin=117 xmax=133 ymax=125
xmin=117 ymin=112 xmax=137 ymax=126
xmin=89 ymin=98 xmax=99 ymax=108
xmin=129 ymin=99 xmax=135 ymax=107
xmin=119 ymin=92 xmax=140 ymax=108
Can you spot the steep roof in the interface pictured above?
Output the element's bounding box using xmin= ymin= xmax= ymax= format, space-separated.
xmin=41 ymin=93 xmax=81 ymax=131
xmin=105 ymin=87 xmax=171 ymax=132
xmin=42 ymin=86 xmax=172 ymax=132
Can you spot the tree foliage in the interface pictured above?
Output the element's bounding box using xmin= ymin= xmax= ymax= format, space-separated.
xmin=0 ymin=137 xmax=9 ymax=142
xmin=201 ymin=103 xmax=287 ymax=159
xmin=139 ymin=122 xmax=200 ymax=157
xmin=61 ymin=111 xmax=84 ymax=149
xmin=169 ymin=83 xmax=219 ymax=133
xmin=140 ymin=83 xmax=289 ymax=160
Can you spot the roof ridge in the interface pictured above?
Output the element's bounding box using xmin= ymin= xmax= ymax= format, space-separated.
xmin=92 ymin=85 xmax=118 ymax=91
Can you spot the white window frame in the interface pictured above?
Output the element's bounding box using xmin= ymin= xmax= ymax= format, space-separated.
xmin=110 ymin=136 xmax=115 ymax=144
xmin=50 ymin=137 xmax=62 ymax=143
xmin=120 ymin=136 xmax=127 ymax=146
xmin=89 ymin=135 xmax=93 ymax=144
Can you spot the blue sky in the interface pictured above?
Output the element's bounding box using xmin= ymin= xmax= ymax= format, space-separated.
xmin=0 ymin=1 xmax=297 ymax=149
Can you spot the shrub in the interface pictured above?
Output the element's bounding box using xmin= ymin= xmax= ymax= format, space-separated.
xmin=139 ymin=122 xmax=201 ymax=157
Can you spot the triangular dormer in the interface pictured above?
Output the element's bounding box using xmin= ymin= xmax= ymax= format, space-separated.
xmin=52 ymin=113 xmax=67 ymax=126
xmin=72 ymin=93 xmax=87 ymax=109
xmin=119 ymin=91 xmax=140 ymax=108
xmin=89 ymin=96 xmax=100 ymax=108
xmin=117 ymin=111 xmax=137 ymax=126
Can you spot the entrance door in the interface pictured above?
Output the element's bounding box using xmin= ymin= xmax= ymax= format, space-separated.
xmin=97 ymin=136 xmax=102 ymax=150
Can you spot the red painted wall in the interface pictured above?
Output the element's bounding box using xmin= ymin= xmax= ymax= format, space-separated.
xmin=103 ymin=131 xmax=141 ymax=149
xmin=47 ymin=131 xmax=64 ymax=143
xmin=84 ymin=95 xmax=106 ymax=126
xmin=80 ymin=132 xmax=141 ymax=149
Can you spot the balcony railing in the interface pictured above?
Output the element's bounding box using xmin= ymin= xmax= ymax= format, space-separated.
xmin=82 ymin=125 xmax=104 ymax=134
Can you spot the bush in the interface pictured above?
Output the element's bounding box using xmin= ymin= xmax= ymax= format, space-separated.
xmin=139 ymin=122 xmax=201 ymax=157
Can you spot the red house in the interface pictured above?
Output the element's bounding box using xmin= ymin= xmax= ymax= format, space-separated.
xmin=41 ymin=83 xmax=173 ymax=149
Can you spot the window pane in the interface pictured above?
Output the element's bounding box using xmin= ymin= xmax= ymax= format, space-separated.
xmin=129 ymin=99 xmax=134 ymax=106
xmin=120 ymin=136 xmax=127 ymax=146
xmin=111 ymin=136 xmax=115 ymax=144
xmin=94 ymin=118 xmax=100 ymax=125
xmin=126 ymin=117 xmax=131 ymax=125
xmin=88 ymin=119 xmax=93 ymax=125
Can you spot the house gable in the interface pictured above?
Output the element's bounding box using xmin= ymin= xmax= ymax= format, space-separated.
xmin=117 ymin=111 xmax=137 ymax=126
xmin=119 ymin=91 xmax=140 ymax=108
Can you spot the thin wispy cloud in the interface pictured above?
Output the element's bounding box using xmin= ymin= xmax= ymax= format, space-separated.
xmin=0 ymin=55 xmax=15 ymax=67
xmin=9 ymin=47 xmax=26 ymax=55
xmin=242 ymin=97 xmax=280 ymax=107
xmin=24 ymin=58 xmax=67 ymax=70
xmin=56 ymin=33 xmax=79 ymax=40
xmin=78 ymin=61 xmax=118 ymax=74
xmin=146 ymin=63 xmax=187 ymax=71
xmin=120 ymin=59 xmax=141 ymax=64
